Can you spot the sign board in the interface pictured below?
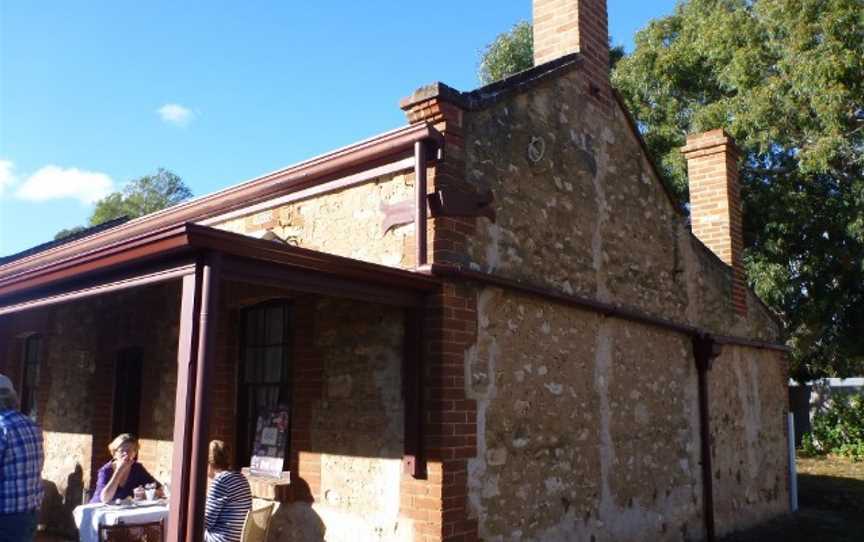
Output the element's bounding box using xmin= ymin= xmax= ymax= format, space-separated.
xmin=250 ymin=406 xmax=290 ymax=478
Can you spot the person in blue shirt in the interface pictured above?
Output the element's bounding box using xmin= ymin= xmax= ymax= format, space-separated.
xmin=0 ymin=373 xmax=44 ymax=542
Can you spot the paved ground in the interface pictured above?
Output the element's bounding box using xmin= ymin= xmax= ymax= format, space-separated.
xmin=721 ymin=455 xmax=864 ymax=542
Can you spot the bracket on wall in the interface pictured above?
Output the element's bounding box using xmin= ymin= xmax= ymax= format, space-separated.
xmin=427 ymin=187 xmax=495 ymax=222
xmin=693 ymin=335 xmax=723 ymax=371
xmin=381 ymin=200 xmax=419 ymax=235
xmin=381 ymin=187 xmax=495 ymax=236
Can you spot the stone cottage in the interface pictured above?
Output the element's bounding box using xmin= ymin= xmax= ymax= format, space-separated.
xmin=0 ymin=1 xmax=790 ymax=541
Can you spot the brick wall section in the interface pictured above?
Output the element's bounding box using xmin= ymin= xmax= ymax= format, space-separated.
xmin=533 ymin=0 xmax=610 ymax=107
xmin=290 ymin=296 xmax=324 ymax=500
xmin=402 ymin=93 xmax=480 ymax=542
xmin=209 ymin=306 xmax=238 ymax=458
xmin=681 ymin=129 xmax=748 ymax=316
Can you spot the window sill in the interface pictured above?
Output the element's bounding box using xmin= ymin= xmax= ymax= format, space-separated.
xmin=241 ymin=468 xmax=292 ymax=502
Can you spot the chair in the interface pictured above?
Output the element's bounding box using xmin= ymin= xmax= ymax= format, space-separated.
xmin=98 ymin=521 xmax=164 ymax=542
xmin=239 ymin=503 xmax=274 ymax=542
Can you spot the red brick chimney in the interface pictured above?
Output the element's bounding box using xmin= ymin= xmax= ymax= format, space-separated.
xmin=681 ymin=129 xmax=747 ymax=316
xmin=533 ymin=0 xmax=610 ymax=96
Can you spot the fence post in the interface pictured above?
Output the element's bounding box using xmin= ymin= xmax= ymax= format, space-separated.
xmin=788 ymin=412 xmax=798 ymax=512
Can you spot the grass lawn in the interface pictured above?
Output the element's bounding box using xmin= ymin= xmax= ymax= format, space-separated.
xmin=721 ymin=454 xmax=864 ymax=541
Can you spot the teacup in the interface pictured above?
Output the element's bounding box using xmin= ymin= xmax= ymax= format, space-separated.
xmin=145 ymin=488 xmax=156 ymax=501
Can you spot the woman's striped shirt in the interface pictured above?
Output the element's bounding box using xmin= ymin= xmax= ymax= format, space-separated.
xmin=204 ymin=471 xmax=252 ymax=542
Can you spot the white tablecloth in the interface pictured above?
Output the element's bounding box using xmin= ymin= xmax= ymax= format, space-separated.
xmin=73 ymin=502 xmax=169 ymax=542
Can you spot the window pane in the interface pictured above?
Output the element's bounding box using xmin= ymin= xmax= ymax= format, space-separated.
xmin=244 ymin=349 xmax=256 ymax=383
xmin=266 ymin=307 xmax=284 ymax=344
xmin=25 ymin=368 xmax=38 ymax=386
xmin=245 ymin=311 xmax=256 ymax=344
xmin=257 ymin=309 xmax=267 ymax=345
xmin=26 ymin=337 xmax=40 ymax=364
xmin=264 ymin=348 xmax=282 ymax=382
xmin=257 ymin=388 xmax=271 ymax=411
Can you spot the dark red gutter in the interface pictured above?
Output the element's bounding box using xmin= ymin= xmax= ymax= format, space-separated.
xmin=428 ymin=264 xmax=788 ymax=353
xmin=0 ymin=123 xmax=443 ymax=280
xmin=0 ymin=223 xmax=192 ymax=298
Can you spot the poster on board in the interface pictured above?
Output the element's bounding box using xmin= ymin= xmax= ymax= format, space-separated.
xmin=250 ymin=406 xmax=290 ymax=478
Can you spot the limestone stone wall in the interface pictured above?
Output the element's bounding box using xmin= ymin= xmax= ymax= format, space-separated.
xmin=468 ymin=286 xmax=704 ymax=541
xmin=211 ymin=170 xmax=418 ymax=269
xmin=266 ymin=297 xmax=411 ymax=542
xmin=461 ymin=69 xmax=779 ymax=343
xmin=709 ymin=346 xmax=789 ymax=536
xmin=458 ymin=69 xmax=788 ymax=538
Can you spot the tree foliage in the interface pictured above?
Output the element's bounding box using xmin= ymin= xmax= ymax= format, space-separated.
xmin=800 ymin=393 xmax=864 ymax=460
xmin=612 ymin=0 xmax=864 ymax=380
xmin=479 ymin=22 xmax=534 ymax=85
xmin=55 ymin=168 xmax=192 ymax=240
xmin=54 ymin=225 xmax=88 ymax=241
xmin=89 ymin=168 xmax=192 ymax=226
xmin=482 ymin=1 xmax=864 ymax=380
xmin=478 ymin=21 xmax=624 ymax=85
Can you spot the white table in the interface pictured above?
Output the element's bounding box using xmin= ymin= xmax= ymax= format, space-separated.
xmin=73 ymin=502 xmax=169 ymax=542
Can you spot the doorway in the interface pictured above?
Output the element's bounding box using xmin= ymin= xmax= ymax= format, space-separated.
xmin=112 ymin=347 xmax=143 ymax=437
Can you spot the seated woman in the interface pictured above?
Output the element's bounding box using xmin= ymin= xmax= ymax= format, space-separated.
xmin=90 ymin=433 xmax=160 ymax=503
xmin=205 ymin=440 xmax=252 ymax=542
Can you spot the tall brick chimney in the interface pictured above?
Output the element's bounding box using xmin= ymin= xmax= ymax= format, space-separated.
xmin=681 ymin=129 xmax=747 ymax=316
xmin=533 ymin=0 xmax=610 ymax=94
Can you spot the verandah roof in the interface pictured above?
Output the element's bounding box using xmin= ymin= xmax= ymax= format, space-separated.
xmin=0 ymin=222 xmax=436 ymax=542
xmin=0 ymin=222 xmax=440 ymax=314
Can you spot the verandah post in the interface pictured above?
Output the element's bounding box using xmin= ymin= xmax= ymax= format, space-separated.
xmin=166 ymin=254 xmax=220 ymax=542
xmin=167 ymin=270 xmax=201 ymax=542
xmin=186 ymin=255 xmax=221 ymax=542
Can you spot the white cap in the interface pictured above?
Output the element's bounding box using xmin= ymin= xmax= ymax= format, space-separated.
xmin=0 ymin=374 xmax=15 ymax=394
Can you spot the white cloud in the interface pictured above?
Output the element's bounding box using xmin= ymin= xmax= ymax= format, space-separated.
xmin=0 ymin=159 xmax=17 ymax=196
xmin=16 ymin=165 xmax=114 ymax=204
xmin=157 ymin=103 xmax=194 ymax=127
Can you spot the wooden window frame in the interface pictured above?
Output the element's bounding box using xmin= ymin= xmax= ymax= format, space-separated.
xmin=235 ymin=300 xmax=293 ymax=467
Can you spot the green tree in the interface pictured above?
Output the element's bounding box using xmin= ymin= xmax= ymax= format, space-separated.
xmin=479 ymin=22 xmax=534 ymax=85
xmin=482 ymin=1 xmax=864 ymax=380
xmin=612 ymin=0 xmax=863 ymax=380
xmin=478 ymin=21 xmax=624 ymax=84
xmin=89 ymin=168 xmax=192 ymax=226
xmin=55 ymin=168 xmax=192 ymax=241
xmin=54 ymin=225 xmax=88 ymax=241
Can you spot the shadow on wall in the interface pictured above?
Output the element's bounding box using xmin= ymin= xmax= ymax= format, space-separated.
xmin=39 ymin=463 xmax=84 ymax=538
xmin=266 ymin=477 xmax=325 ymax=542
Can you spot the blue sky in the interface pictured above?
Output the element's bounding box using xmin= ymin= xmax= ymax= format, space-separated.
xmin=0 ymin=0 xmax=678 ymax=256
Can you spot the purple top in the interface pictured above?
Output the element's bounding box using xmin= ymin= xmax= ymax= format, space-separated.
xmin=90 ymin=461 xmax=158 ymax=503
